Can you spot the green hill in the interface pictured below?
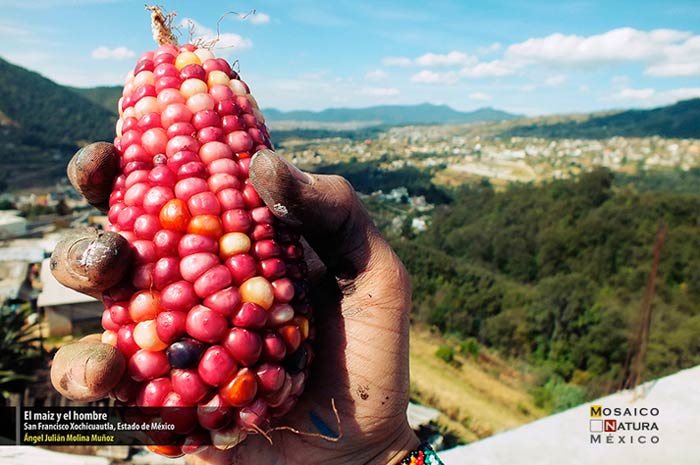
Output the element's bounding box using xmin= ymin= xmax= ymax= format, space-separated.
xmin=264 ymin=103 xmax=521 ymax=125
xmin=0 ymin=56 xmax=116 ymax=190
xmin=69 ymin=85 xmax=121 ymax=115
xmin=0 ymin=56 xmax=115 ymax=145
xmin=503 ymin=98 xmax=700 ymax=139
xmin=393 ymin=169 xmax=700 ymax=404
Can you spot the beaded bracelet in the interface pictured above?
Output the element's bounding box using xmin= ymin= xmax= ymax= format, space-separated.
xmin=399 ymin=442 xmax=444 ymax=465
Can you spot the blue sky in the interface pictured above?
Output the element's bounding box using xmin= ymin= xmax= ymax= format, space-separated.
xmin=1 ymin=0 xmax=699 ymax=115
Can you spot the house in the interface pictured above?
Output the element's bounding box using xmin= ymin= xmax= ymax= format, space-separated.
xmin=37 ymin=258 xmax=102 ymax=337
xmin=0 ymin=210 xmax=27 ymax=239
xmin=0 ymin=239 xmax=45 ymax=304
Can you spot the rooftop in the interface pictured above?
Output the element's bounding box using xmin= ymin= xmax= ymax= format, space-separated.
xmin=37 ymin=258 xmax=96 ymax=307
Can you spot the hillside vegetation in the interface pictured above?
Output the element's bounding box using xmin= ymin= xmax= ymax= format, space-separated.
xmin=69 ymin=85 xmax=121 ymax=115
xmin=0 ymin=56 xmax=115 ymax=190
xmin=264 ymin=104 xmax=521 ymax=125
xmin=409 ymin=328 xmax=546 ymax=443
xmin=502 ymin=98 xmax=700 ymax=139
xmin=391 ymin=169 xmax=700 ymax=406
xmin=0 ymin=57 xmax=114 ymax=145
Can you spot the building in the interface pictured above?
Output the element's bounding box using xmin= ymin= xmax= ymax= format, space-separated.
xmin=36 ymin=258 xmax=101 ymax=337
xmin=0 ymin=210 xmax=27 ymax=239
xmin=0 ymin=239 xmax=45 ymax=304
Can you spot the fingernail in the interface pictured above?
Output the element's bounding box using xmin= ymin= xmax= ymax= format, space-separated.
xmin=65 ymin=237 xmax=93 ymax=276
xmin=253 ymin=150 xmax=312 ymax=185
xmin=279 ymin=157 xmax=313 ymax=185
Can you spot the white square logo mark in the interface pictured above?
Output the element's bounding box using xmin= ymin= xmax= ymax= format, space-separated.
xmin=590 ymin=420 xmax=603 ymax=432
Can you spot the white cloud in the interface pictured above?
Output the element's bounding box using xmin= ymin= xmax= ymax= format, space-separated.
xmin=361 ymin=87 xmax=400 ymax=96
xmin=544 ymin=74 xmax=567 ymax=86
xmin=477 ymin=42 xmax=502 ymax=56
xmin=520 ymin=84 xmax=537 ymax=92
xmin=611 ymin=75 xmax=630 ymax=87
xmin=646 ymin=62 xmax=700 ymax=76
xmin=365 ymin=69 xmax=388 ymax=81
xmin=506 ymin=27 xmax=693 ymax=67
xmin=662 ymin=87 xmax=700 ymax=101
xmin=469 ymin=92 xmax=492 ymax=101
xmin=91 ymin=46 xmax=134 ymax=60
xmin=180 ymin=18 xmax=253 ymax=53
xmin=247 ymin=12 xmax=270 ymax=25
xmin=2 ymin=0 xmax=119 ymax=7
xmin=383 ymin=56 xmax=413 ymax=67
xmin=609 ymin=87 xmax=700 ymax=107
xmin=410 ymin=70 xmax=458 ymax=84
xmin=613 ymin=88 xmax=656 ymax=100
xmin=643 ymin=35 xmax=700 ymax=76
xmin=415 ymin=51 xmax=475 ymax=67
xmin=459 ymin=60 xmax=515 ymax=78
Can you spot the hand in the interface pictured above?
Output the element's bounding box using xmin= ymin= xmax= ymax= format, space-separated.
xmin=50 ymin=143 xmax=420 ymax=465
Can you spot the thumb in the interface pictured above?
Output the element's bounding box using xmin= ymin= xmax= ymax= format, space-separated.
xmin=249 ymin=149 xmax=387 ymax=281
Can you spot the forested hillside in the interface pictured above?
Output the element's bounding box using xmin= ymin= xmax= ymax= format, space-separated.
xmin=391 ymin=169 xmax=700 ymax=406
xmin=502 ymin=98 xmax=700 ymax=139
xmin=0 ymin=56 xmax=115 ymax=190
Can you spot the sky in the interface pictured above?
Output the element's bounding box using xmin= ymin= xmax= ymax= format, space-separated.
xmin=1 ymin=0 xmax=699 ymax=116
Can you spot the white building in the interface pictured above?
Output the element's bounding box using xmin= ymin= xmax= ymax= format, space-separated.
xmin=0 ymin=210 xmax=27 ymax=238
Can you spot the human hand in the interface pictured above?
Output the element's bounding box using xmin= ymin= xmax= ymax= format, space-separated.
xmin=51 ymin=143 xmax=419 ymax=465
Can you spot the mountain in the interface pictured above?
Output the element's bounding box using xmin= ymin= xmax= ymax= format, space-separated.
xmin=263 ymin=103 xmax=521 ymax=125
xmin=0 ymin=57 xmax=115 ymax=145
xmin=69 ymin=85 xmax=121 ymax=115
xmin=0 ymin=56 xmax=116 ymax=190
xmin=502 ymin=98 xmax=700 ymax=139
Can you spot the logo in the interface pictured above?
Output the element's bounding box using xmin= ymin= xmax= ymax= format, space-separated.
xmin=604 ymin=420 xmax=617 ymax=432
xmin=588 ymin=404 xmax=661 ymax=446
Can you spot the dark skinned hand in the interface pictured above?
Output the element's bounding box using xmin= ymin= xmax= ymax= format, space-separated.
xmin=50 ymin=142 xmax=419 ymax=464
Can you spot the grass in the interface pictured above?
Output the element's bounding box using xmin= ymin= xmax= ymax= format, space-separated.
xmin=409 ymin=327 xmax=546 ymax=444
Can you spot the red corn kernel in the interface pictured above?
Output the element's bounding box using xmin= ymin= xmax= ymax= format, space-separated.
xmin=153 ymin=230 xmax=182 ymax=257
xmin=137 ymin=377 xmax=172 ymax=407
xmin=159 ymin=199 xmax=190 ymax=231
xmin=203 ymin=286 xmax=241 ymax=317
xmin=171 ymin=369 xmax=209 ymax=403
xmin=279 ymin=324 xmax=302 ymax=352
xmin=198 ymin=345 xmax=238 ymax=386
xmin=193 ymin=264 xmax=232 ymax=298
xmin=155 ymin=311 xmax=188 ymax=344
xmin=180 ymin=252 xmax=219 ymax=282
xmin=223 ymin=327 xmax=263 ymax=366
xmin=179 ymin=233 xmax=218 ymax=256
xmin=188 ymin=215 xmax=224 ymax=238
xmin=224 ymin=253 xmax=257 ymax=285
xmin=197 ymin=393 xmax=234 ymax=430
xmin=219 ymin=368 xmax=257 ymax=407
xmin=160 ymin=280 xmax=198 ymax=312
xmin=129 ymin=290 xmax=161 ymax=322
xmin=128 ymin=349 xmax=170 ymax=381
xmin=186 ymin=305 xmax=228 ymax=343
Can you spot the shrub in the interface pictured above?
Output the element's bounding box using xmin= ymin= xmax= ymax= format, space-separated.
xmin=435 ymin=345 xmax=455 ymax=363
xmin=459 ymin=337 xmax=480 ymax=358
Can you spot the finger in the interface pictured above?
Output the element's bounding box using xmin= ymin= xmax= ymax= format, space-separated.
xmin=50 ymin=228 xmax=132 ymax=299
xmin=79 ymin=334 xmax=103 ymax=343
xmin=67 ymin=142 xmax=120 ymax=212
xmin=249 ymin=149 xmax=400 ymax=283
xmin=50 ymin=341 xmax=125 ymax=402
